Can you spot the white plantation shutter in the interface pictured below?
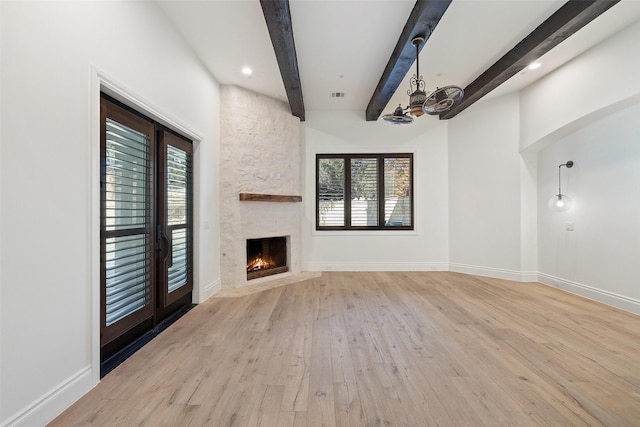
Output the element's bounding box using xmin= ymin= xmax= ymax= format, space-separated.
xmin=104 ymin=235 xmax=150 ymax=325
xmin=166 ymin=144 xmax=191 ymax=293
xmin=350 ymin=158 xmax=378 ymax=226
xmin=317 ymin=158 xmax=345 ymax=227
xmin=384 ymin=157 xmax=412 ymax=226
xmin=103 ymin=118 xmax=152 ymax=326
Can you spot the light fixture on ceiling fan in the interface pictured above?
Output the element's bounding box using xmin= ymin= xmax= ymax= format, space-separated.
xmin=383 ymin=104 xmax=414 ymax=125
xmin=382 ymin=35 xmax=463 ymax=124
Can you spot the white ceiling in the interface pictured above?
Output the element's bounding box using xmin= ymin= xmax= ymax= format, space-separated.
xmin=157 ymin=0 xmax=640 ymax=120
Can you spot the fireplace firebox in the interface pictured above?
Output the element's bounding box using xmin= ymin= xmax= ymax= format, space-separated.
xmin=246 ymin=236 xmax=288 ymax=280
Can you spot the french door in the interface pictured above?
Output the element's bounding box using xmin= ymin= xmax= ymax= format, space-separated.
xmin=100 ymin=95 xmax=193 ymax=361
xmin=156 ymin=130 xmax=193 ymax=312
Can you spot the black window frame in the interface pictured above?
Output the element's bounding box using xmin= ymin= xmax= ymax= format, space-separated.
xmin=316 ymin=153 xmax=414 ymax=231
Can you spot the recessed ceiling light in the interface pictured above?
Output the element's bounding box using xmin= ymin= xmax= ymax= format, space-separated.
xmin=528 ymin=62 xmax=541 ymax=70
xmin=242 ymin=66 xmax=253 ymax=76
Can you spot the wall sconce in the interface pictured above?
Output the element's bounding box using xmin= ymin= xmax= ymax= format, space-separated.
xmin=548 ymin=161 xmax=574 ymax=211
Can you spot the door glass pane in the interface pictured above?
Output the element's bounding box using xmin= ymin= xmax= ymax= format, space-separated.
xmin=103 ymin=117 xmax=151 ymax=326
xmin=168 ymin=228 xmax=189 ymax=293
xmin=318 ymin=158 xmax=345 ymax=226
xmin=384 ymin=157 xmax=412 ymax=226
xmin=166 ymin=143 xmax=191 ymax=294
xmin=351 ymin=158 xmax=378 ymax=226
xmin=105 ymin=235 xmax=150 ymax=326
xmin=105 ymin=119 xmax=149 ymax=231
xmin=167 ymin=145 xmax=188 ymax=226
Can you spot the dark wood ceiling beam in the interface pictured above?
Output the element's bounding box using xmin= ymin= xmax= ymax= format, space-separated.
xmin=365 ymin=0 xmax=452 ymax=121
xmin=260 ymin=0 xmax=305 ymax=121
xmin=440 ymin=0 xmax=620 ymax=120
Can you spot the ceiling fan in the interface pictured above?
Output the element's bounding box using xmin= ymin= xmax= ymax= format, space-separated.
xmin=382 ymin=36 xmax=463 ymax=124
xmin=383 ymin=104 xmax=414 ymax=125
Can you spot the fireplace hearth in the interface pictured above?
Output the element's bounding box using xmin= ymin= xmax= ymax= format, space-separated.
xmin=246 ymin=236 xmax=288 ymax=280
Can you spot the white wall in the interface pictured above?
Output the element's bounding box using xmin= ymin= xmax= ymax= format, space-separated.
xmin=448 ymin=93 xmax=526 ymax=280
xmin=520 ymin=20 xmax=640 ymax=151
xmin=302 ymin=110 xmax=449 ymax=271
xmin=537 ymin=100 xmax=640 ymax=314
xmin=0 ymin=2 xmax=220 ymax=425
xmin=0 ymin=3 xmax=4 ymax=423
xmin=519 ymin=19 xmax=640 ymax=315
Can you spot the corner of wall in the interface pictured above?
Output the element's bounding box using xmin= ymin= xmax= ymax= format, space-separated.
xmin=449 ymin=263 xmax=533 ymax=283
xmin=199 ymin=278 xmax=222 ymax=302
xmin=2 ymin=367 xmax=94 ymax=427
xmin=538 ymin=273 xmax=640 ymax=316
xmin=519 ymin=150 xmax=538 ymax=276
xmin=447 ymin=93 xmax=523 ymax=273
xmin=520 ymin=20 xmax=640 ymax=151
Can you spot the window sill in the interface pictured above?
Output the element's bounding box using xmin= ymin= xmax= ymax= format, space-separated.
xmin=312 ymin=229 xmax=418 ymax=237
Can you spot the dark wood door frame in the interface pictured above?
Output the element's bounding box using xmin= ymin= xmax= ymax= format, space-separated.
xmin=100 ymin=94 xmax=193 ymax=367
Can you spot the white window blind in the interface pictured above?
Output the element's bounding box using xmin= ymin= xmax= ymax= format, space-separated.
xmin=350 ymin=158 xmax=378 ymax=226
xmin=318 ymin=157 xmax=345 ymax=227
xmin=384 ymin=157 xmax=412 ymax=227
xmin=166 ymin=145 xmax=191 ymax=293
xmin=104 ymin=118 xmax=151 ymax=326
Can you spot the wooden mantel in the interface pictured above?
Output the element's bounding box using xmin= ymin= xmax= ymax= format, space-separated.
xmin=239 ymin=193 xmax=302 ymax=203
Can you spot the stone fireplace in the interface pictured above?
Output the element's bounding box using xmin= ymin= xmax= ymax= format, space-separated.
xmin=219 ymin=85 xmax=302 ymax=289
xmin=246 ymin=236 xmax=289 ymax=280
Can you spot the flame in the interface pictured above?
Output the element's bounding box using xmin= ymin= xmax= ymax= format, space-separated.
xmin=247 ymin=256 xmax=273 ymax=272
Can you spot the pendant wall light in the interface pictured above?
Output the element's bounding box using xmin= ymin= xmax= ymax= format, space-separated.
xmin=382 ymin=35 xmax=463 ymax=124
xmin=548 ymin=161 xmax=574 ymax=212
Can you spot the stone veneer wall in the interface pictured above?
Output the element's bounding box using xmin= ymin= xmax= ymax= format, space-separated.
xmin=219 ymin=85 xmax=302 ymax=288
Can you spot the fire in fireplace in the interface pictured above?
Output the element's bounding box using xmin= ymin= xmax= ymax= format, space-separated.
xmin=246 ymin=236 xmax=288 ymax=280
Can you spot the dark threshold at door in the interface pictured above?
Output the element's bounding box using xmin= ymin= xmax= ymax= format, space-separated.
xmin=100 ymin=302 xmax=194 ymax=378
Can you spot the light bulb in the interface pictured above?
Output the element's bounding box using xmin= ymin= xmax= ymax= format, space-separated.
xmin=548 ymin=194 xmax=573 ymax=212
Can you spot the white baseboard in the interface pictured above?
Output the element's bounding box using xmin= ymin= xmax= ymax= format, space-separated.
xmin=520 ymin=271 xmax=539 ymax=282
xmin=303 ymin=261 xmax=532 ymax=281
xmin=199 ymin=278 xmax=221 ymax=302
xmin=4 ymin=277 xmax=221 ymax=427
xmin=301 ymin=262 xmax=640 ymax=316
xmin=3 ymin=366 xmax=94 ymax=427
xmin=302 ymin=262 xmax=449 ymax=272
xmin=538 ymin=273 xmax=640 ymax=316
xmin=449 ymin=263 xmax=534 ymax=282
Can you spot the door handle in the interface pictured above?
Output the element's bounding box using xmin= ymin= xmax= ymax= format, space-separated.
xmin=161 ymin=234 xmax=171 ymax=265
xmin=156 ymin=225 xmax=172 ymax=266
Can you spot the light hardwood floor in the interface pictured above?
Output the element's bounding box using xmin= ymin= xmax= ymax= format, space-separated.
xmin=51 ymin=272 xmax=640 ymax=426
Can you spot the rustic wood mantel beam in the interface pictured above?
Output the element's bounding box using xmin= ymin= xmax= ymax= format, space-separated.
xmin=365 ymin=0 xmax=452 ymax=122
xmin=260 ymin=0 xmax=306 ymax=121
xmin=440 ymin=0 xmax=620 ymax=120
xmin=239 ymin=193 xmax=302 ymax=203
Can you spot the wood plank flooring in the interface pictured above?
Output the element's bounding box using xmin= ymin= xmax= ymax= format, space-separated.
xmin=50 ymin=272 xmax=640 ymax=426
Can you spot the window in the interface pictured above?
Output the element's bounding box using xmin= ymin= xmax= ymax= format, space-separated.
xmin=316 ymin=153 xmax=413 ymax=230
